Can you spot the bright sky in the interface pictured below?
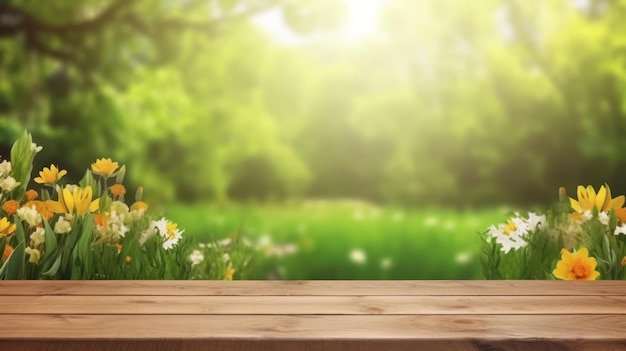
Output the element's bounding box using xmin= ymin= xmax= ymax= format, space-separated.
xmin=253 ymin=0 xmax=389 ymax=44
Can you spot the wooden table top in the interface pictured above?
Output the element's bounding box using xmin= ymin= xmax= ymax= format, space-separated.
xmin=0 ymin=280 xmax=625 ymax=351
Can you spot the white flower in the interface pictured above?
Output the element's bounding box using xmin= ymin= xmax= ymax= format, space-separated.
xmin=25 ymin=247 xmax=41 ymax=263
xmin=54 ymin=216 xmax=72 ymax=234
xmin=30 ymin=227 xmax=46 ymax=246
xmin=17 ymin=205 xmax=41 ymax=227
xmin=31 ymin=142 xmax=43 ymax=153
xmin=63 ymin=184 xmax=79 ymax=194
xmin=0 ymin=176 xmax=20 ymax=192
xmin=0 ymin=160 xmax=11 ymax=177
xmin=139 ymin=227 xmax=156 ymax=247
xmin=526 ymin=212 xmax=548 ymax=230
xmin=110 ymin=201 xmax=129 ymax=219
xmin=486 ymin=212 xmax=545 ymax=254
xmin=150 ymin=218 xmax=183 ymax=250
xmin=598 ymin=212 xmax=610 ymax=226
xmin=615 ymin=224 xmax=626 ymax=236
xmin=570 ymin=210 xmax=592 ymax=224
xmin=189 ymin=249 xmax=204 ymax=266
xmin=152 ymin=218 xmax=168 ymax=237
xmin=349 ymin=249 xmax=366 ymax=264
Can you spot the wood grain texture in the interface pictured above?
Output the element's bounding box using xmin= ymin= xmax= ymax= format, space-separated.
xmin=0 ymin=280 xmax=624 ymax=351
xmin=0 ymin=280 xmax=624 ymax=296
xmin=0 ymin=295 xmax=625 ymax=315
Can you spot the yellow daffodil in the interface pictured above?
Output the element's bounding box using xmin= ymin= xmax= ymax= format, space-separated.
xmin=131 ymin=201 xmax=148 ymax=212
xmin=0 ymin=217 xmax=16 ymax=237
xmin=552 ymin=247 xmax=600 ymax=280
xmin=225 ymin=267 xmax=236 ymax=280
xmin=91 ymin=158 xmax=119 ymax=176
xmin=570 ymin=184 xmax=624 ymax=214
xmin=34 ymin=164 xmax=67 ymax=184
xmin=50 ymin=186 xmax=99 ymax=216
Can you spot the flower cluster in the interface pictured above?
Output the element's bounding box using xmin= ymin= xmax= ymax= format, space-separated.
xmin=481 ymin=184 xmax=626 ymax=280
xmin=0 ymin=131 xmax=191 ymax=280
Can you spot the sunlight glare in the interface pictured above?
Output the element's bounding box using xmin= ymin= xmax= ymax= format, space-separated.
xmin=253 ymin=0 xmax=390 ymax=44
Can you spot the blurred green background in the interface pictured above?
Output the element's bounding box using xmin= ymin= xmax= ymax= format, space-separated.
xmin=1 ymin=0 xmax=625 ymax=279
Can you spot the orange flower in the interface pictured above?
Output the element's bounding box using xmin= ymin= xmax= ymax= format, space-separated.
xmin=2 ymin=244 xmax=13 ymax=262
xmin=23 ymin=201 xmax=56 ymax=222
xmin=617 ymin=208 xmax=626 ymax=223
xmin=108 ymin=184 xmax=126 ymax=197
xmin=25 ymin=189 xmax=39 ymax=201
xmin=1 ymin=200 xmax=19 ymax=216
xmin=93 ymin=213 xmax=106 ymax=227
xmin=115 ymin=243 xmax=123 ymax=254
xmin=622 ymin=256 xmax=626 ymax=267
xmin=91 ymin=158 xmax=119 ymax=176
xmin=125 ymin=256 xmax=132 ymax=265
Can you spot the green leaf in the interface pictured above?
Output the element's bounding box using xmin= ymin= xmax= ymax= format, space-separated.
xmin=40 ymin=255 xmax=62 ymax=279
xmin=9 ymin=130 xmax=36 ymax=201
xmin=71 ymin=214 xmax=95 ymax=279
xmin=4 ymin=239 xmax=25 ymax=280
xmin=43 ymin=218 xmax=58 ymax=254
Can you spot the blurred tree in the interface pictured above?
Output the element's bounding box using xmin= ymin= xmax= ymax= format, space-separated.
xmin=3 ymin=0 xmax=626 ymax=207
xmin=0 ymin=0 xmax=339 ymax=203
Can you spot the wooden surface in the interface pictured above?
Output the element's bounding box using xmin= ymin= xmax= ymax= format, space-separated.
xmin=0 ymin=281 xmax=625 ymax=351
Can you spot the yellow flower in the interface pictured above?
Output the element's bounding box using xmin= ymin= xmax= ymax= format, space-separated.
xmin=552 ymin=247 xmax=600 ymax=280
xmin=569 ymin=184 xmax=624 ymax=214
xmin=91 ymin=158 xmax=119 ymax=176
xmin=131 ymin=201 xmax=148 ymax=212
xmin=1 ymin=200 xmax=19 ymax=216
xmin=225 ymin=267 xmax=236 ymax=280
xmin=0 ymin=217 xmax=16 ymax=237
xmin=108 ymin=184 xmax=126 ymax=197
xmin=50 ymin=186 xmax=99 ymax=216
xmin=34 ymin=164 xmax=67 ymax=184
xmin=503 ymin=219 xmax=516 ymax=236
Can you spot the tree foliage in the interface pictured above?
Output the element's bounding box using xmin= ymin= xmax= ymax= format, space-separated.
xmin=1 ymin=0 xmax=626 ymax=207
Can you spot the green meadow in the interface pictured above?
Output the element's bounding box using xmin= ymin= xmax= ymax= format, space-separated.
xmin=165 ymin=201 xmax=511 ymax=280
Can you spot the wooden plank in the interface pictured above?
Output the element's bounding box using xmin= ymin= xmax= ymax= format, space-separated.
xmin=0 ymin=314 xmax=624 ymax=340
xmin=1 ymin=339 xmax=625 ymax=351
xmin=1 ymin=295 xmax=625 ymax=315
xmin=0 ymin=280 xmax=623 ymax=296
xmin=3 ymin=339 xmax=625 ymax=351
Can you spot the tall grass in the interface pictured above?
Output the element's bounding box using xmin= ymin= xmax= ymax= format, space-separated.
xmin=164 ymin=200 xmax=511 ymax=280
